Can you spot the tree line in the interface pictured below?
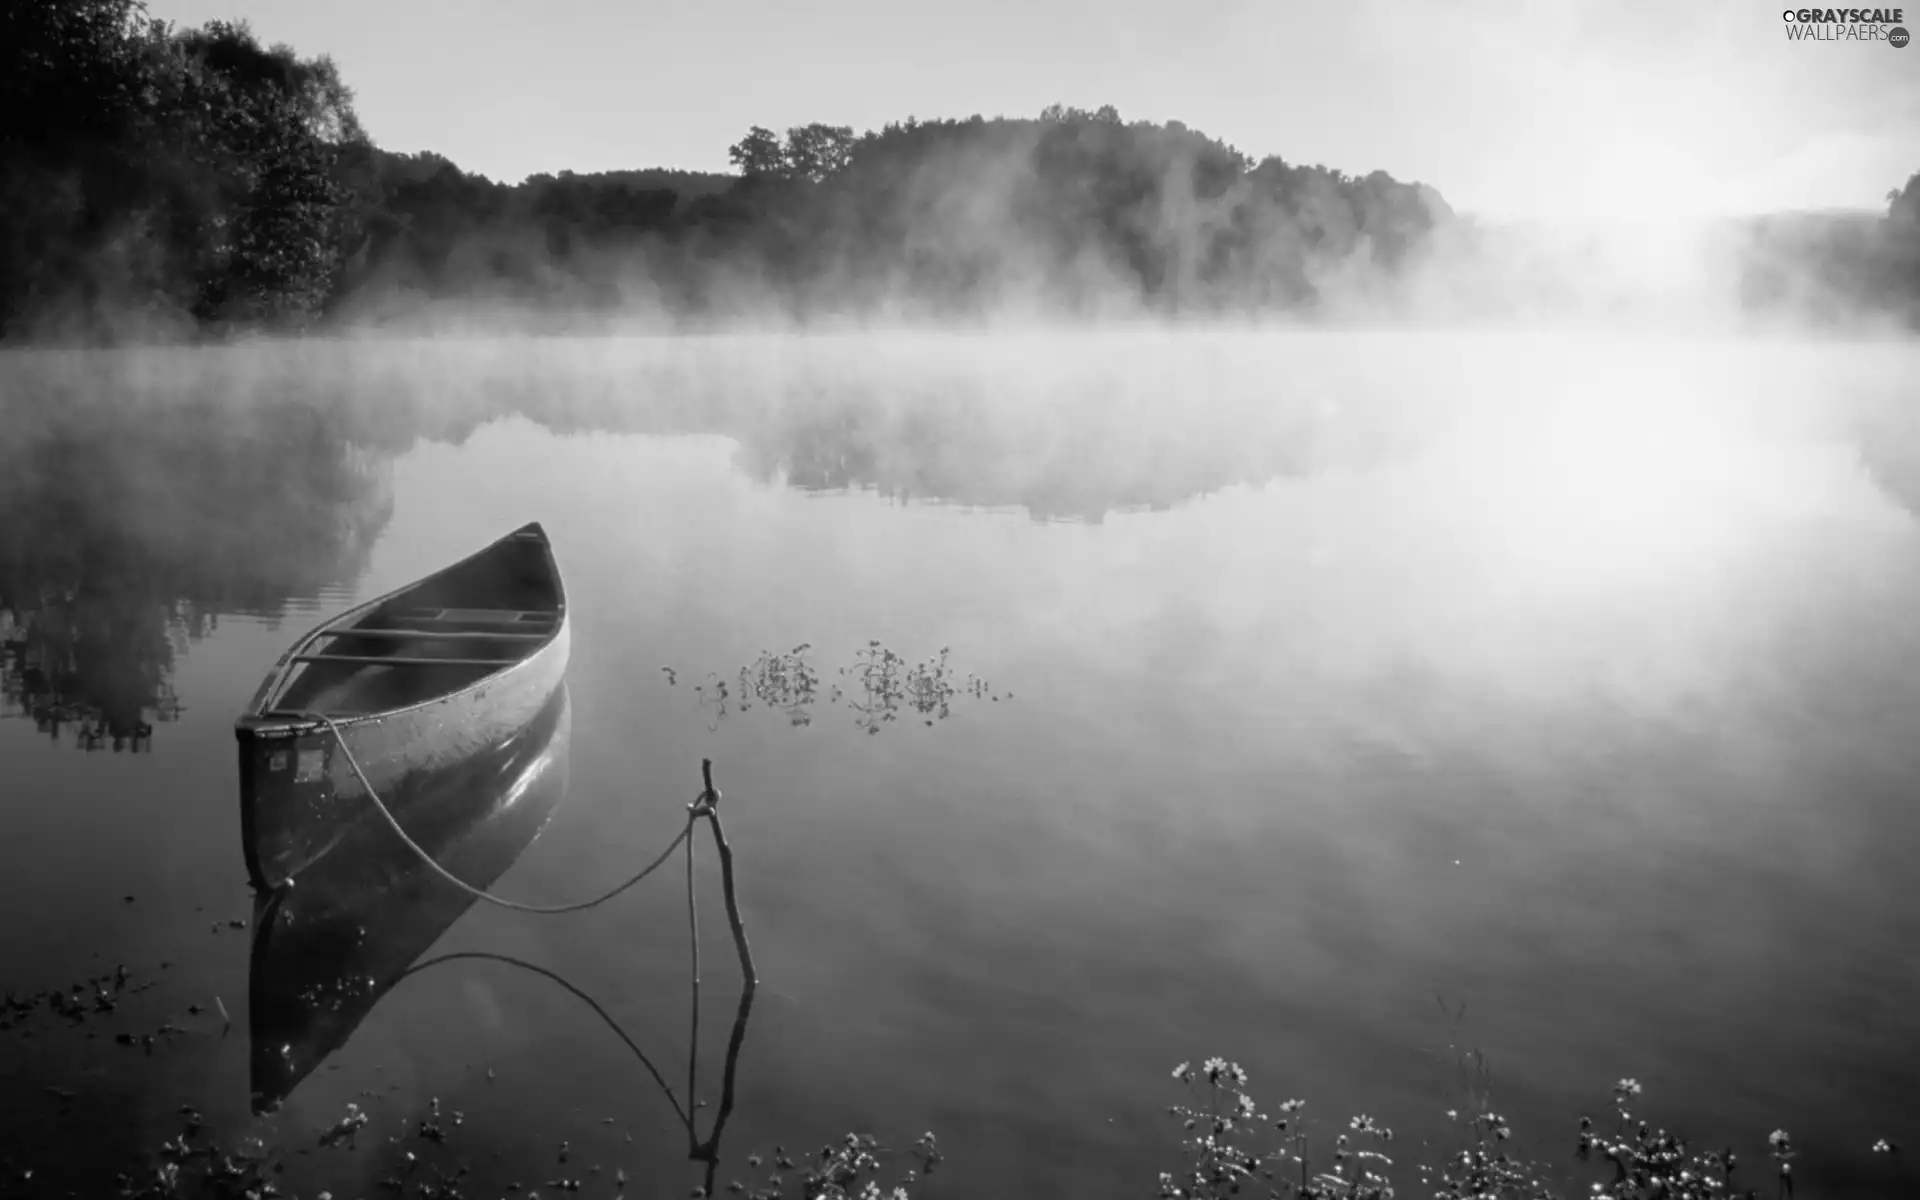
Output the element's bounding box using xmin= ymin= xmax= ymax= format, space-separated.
xmin=4 ymin=0 xmax=1918 ymax=341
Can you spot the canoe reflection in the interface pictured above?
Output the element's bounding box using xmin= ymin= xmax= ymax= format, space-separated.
xmin=246 ymin=683 xmax=572 ymax=1114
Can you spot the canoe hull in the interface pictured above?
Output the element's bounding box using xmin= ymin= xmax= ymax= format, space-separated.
xmin=235 ymin=522 xmax=569 ymax=890
xmin=237 ymin=621 xmax=568 ymax=888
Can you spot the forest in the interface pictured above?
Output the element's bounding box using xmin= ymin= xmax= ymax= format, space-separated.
xmin=5 ymin=0 xmax=1920 ymax=341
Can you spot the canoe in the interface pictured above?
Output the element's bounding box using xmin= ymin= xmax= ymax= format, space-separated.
xmin=234 ymin=521 xmax=570 ymax=890
xmin=247 ymin=682 xmax=571 ymax=1113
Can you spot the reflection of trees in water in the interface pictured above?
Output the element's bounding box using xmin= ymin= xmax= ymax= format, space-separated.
xmin=47 ymin=339 xmax=1439 ymax=527
xmin=0 ymin=390 xmax=396 ymax=750
xmin=717 ymin=369 xmax=1425 ymax=523
xmin=1 ymin=599 xmax=175 ymax=749
xmin=1855 ymin=396 xmax=1920 ymax=520
xmin=684 ymin=642 xmax=1005 ymax=733
xmin=263 ymin=336 xmax=1427 ymax=523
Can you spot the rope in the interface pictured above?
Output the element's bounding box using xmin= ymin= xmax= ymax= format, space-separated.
xmin=400 ymin=950 xmax=692 ymax=1128
xmin=300 ymin=710 xmax=708 ymax=915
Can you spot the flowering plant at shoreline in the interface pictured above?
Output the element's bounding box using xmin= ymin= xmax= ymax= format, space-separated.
xmin=1161 ymin=1059 xmax=1395 ymax=1199
xmin=1163 ymin=1059 xmax=1905 ymax=1200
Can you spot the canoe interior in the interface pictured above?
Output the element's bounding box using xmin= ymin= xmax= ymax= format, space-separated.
xmin=248 ymin=683 xmax=571 ymax=1113
xmin=268 ymin=526 xmax=562 ymax=718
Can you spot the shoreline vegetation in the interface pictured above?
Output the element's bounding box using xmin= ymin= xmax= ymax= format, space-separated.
xmin=11 ymin=946 xmax=1903 ymax=1197
xmin=6 ymin=1 xmax=1920 ymax=345
xmin=7 ymin=932 xmax=1910 ymax=1198
xmin=1154 ymin=1060 xmax=1872 ymax=1200
xmin=25 ymin=1035 xmax=1906 ymax=1199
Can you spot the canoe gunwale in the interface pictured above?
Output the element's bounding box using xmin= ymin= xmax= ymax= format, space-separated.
xmin=234 ymin=523 xmax=567 ymax=743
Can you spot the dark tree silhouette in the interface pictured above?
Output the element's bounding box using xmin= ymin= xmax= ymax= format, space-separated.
xmin=3 ymin=5 xmax=1917 ymax=338
xmin=727 ymin=126 xmax=788 ymax=179
xmin=783 ymin=123 xmax=857 ymax=182
xmin=0 ymin=3 xmax=366 ymax=337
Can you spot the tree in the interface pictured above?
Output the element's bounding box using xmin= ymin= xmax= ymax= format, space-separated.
xmin=0 ymin=6 xmax=368 ymax=336
xmin=171 ymin=22 xmax=360 ymax=325
xmin=0 ymin=0 xmax=179 ymax=336
xmin=727 ymin=126 xmax=788 ymax=178
xmin=783 ymin=123 xmax=855 ymax=183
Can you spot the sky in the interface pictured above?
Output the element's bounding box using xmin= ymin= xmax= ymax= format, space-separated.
xmin=148 ymin=0 xmax=1920 ymax=221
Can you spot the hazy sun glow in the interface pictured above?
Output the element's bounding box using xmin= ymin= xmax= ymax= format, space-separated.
xmin=1427 ymin=383 xmax=1789 ymax=596
xmin=1471 ymin=423 xmax=1753 ymax=574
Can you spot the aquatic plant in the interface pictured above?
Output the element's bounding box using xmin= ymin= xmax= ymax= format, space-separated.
xmin=707 ymin=1131 xmax=940 ymax=1199
xmin=1159 ymin=1052 xmax=1902 ymax=1200
xmin=1162 ymin=1059 xmax=1396 ymax=1199
xmin=111 ymin=1117 xmax=285 ymax=1200
xmin=841 ymin=643 xmax=999 ymax=734
xmin=709 ymin=643 xmax=823 ymax=727
xmin=674 ymin=642 xmax=1004 ymax=733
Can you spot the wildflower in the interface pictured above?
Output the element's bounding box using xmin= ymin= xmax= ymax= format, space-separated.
xmin=1768 ymin=1130 xmax=1791 ymax=1152
xmin=1236 ymin=1094 xmax=1257 ymax=1119
xmin=1872 ymin=1138 xmax=1896 ymax=1153
xmin=1615 ymin=1079 xmax=1643 ymax=1097
xmin=1171 ymin=1062 xmax=1191 ymax=1082
xmin=1348 ymin=1114 xmax=1389 ymax=1137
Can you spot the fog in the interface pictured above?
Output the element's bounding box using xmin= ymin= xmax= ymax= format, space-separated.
xmin=15 ymin=316 xmax=1920 ymax=824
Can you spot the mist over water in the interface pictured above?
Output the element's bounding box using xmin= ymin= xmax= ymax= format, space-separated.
xmin=3 ymin=326 xmax=1920 ymax=1199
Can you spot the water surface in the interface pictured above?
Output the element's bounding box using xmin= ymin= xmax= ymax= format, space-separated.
xmin=3 ymin=330 xmax=1918 ymax=1199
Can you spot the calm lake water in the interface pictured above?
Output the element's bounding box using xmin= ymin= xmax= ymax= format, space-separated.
xmin=3 ymin=329 xmax=1919 ymax=1199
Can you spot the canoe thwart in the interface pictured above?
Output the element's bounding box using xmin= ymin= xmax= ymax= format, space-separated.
xmin=390 ymin=607 xmax=558 ymax=625
xmin=289 ymin=653 xmax=525 ymax=668
xmin=322 ymin=628 xmax=551 ymax=642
